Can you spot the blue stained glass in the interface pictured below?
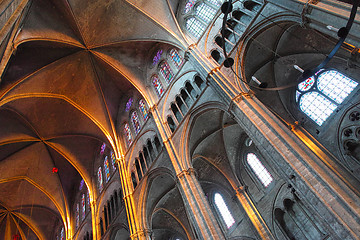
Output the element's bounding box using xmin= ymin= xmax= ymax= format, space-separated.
xmin=317 ymin=70 xmax=358 ymax=104
xmin=131 ymin=111 xmax=141 ymax=134
xmin=159 ymin=61 xmax=174 ymax=83
xmin=100 ymin=143 xmax=106 ymax=155
xmin=184 ymin=0 xmax=196 ymax=14
xmin=124 ymin=123 xmax=132 ymax=146
xmin=104 ymin=156 xmax=110 ymax=182
xmin=81 ymin=194 xmax=85 ymax=220
xmin=170 ymin=49 xmax=183 ymax=68
xmin=86 ymin=191 xmax=90 ymax=208
xmin=153 ymin=50 xmax=163 ymax=66
xmin=60 ymin=228 xmax=64 ymax=240
xmin=299 ymin=92 xmax=337 ymax=126
xmin=125 ymin=98 xmax=133 ymax=112
xmin=76 ymin=203 xmax=79 ymax=229
xmin=152 ymin=75 xmax=164 ymax=97
xmin=98 ymin=167 xmax=103 ymax=192
xmin=111 ymin=151 xmax=116 ymax=170
xmin=139 ymin=99 xmax=148 ymax=121
xmin=79 ymin=179 xmax=84 ymax=191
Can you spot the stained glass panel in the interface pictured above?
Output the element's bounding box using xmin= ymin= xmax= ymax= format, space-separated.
xmin=86 ymin=191 xmax=90 ymax=208
xmin=138 ymin=99 xmax=148 ymax=121
xmin=184 ymin=0 xmax=196 ymax=13
xmin=169 ymin=49 xmax=183 ymax=68
xmin=247 ymin=153 xmax=273 ymax=187
xmin=124 ymin=123 xmax=132 ymax=146
xmin=60 ymin=228 xmax=64 ymax=240
xmin=214 ymin=193 xmax=235 ymax=228
xmin=195 ymin=3 xmax=217 ymax=23
xmin=97 ymin=167 xmax=103 ymax=192
xmin=125 ymin=97 xmax=133 ymax=112
xmin=104 ymin=156 xmax=110 ymax=182
xmin=317 ymin=70 xmax=358 ymax=104
xmin=186 ymin=17 xmax=205 ymax=38
xmin=298 ymin=76 xmax=315 ymax=92
xmin=100 ymin=143 xmax=106 ymax=155
xmin=79 ymin=179 xmax=84 ymax=191
xmin=76 ymin=203 xmax=79 ymax=229
xmin=131 ymin=111 xmax=141 ymax=134
xmin=299 ymin=92 xmax=337 ymax=126
xmin=81 ymin=194 xmax=85 ymax=220
xmin=153 ymin=50 xmax=163 ymax=66
xmin=159 ymin=61 xmax=174 ymax=83
xmin=111 ymin=151 xmax=116 ymax=170
xmin=152 ymin=75 xmax=164 ymax=97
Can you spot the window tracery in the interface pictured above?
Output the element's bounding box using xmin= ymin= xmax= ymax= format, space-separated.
xmin=169 ymin=49 xmax=183 ymax=69
xmin=297 ymin=69 xmax=358 ymax=126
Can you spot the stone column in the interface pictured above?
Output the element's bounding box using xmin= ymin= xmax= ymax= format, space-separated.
xmin=234 ymin=186 xmax=275 ymax=240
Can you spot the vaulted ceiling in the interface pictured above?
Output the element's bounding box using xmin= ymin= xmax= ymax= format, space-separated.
xmin=0 ymin=0 xmax=188 ymax=238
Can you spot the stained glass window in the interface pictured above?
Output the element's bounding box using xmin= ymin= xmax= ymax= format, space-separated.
xmin=76 ymin=203 xmax=79 ymax=229
xmin=125 ymin=97 xmax=133 ymax=112
xmin=206 ymin=0 xmax=222 ymax=6
xmin=60 ymin=227 xmax=64 ymax=240
xmin=79 ymin=179 xmax=84 ymax=191
xmin=111 ymin=151 xmax=116 ymax=170
xmin=169 ymin=49 xmax=183 ymax=69
xmin=81 ymin=194 xmax=86 ymax=220
xmin=159 ymin=61 xmax=174 ymax=83
xmin=298 ymin=76 xmax=315 ymax=92
xmin=295 ymin=90 xmax=301 ymax=102
xmin=138 ymin=99 xmax=149 ymax=121
xmin=195 ymin=3 xmax=217 ymax=23
xmin=86 ymin=191 xmax=90 ymax=208
xmin=104 ymin=156 xmax=110 ymax=183
xmin=246 ymin=153 xmax=273 ymax=187
xmin=299 ymin=92 xmax=337 ymax=126
xmin=124 ymin=123 xmax=132 ymax=146
xmin=153 ymin=50 xmax=163 ymax=66
xmin=317 ymin=70 xmax=358 ymax=104
xmin=97 ymin=167 xmax=103 ymax=192
xmin=184 ymin=0 xmax=196 ymax=13
xmin=131 ymin=111 xmax=141 ymax=134
xmin=152 ymin=75 xmax=164 ymax=97
xmin=100 ymin=143 xmax=106 ymax=155
xmin=186 ymin=17 xmax=205 ymax=38
xmin=214 ymin=193 xmax=235 ymax=228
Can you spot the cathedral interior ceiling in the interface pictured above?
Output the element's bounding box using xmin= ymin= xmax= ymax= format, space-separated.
xmin=0 ymin=0 xmax=185 ymax=237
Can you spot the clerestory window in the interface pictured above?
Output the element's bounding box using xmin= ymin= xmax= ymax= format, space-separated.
xmin=214 ymin=193 xmax=235 ymax=228
xmin=246 ymin=152 xmax=273 ymax=187
xmin=297 ymin=69 xmax=358 ymax=126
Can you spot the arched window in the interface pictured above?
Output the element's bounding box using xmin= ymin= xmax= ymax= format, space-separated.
xmin=60 ymin=227 xmax=64 ymax=240
xmin=214 ymin=193 xmax=235 ymax=228
xmin=124 ymin=123 xmax=132 ymax=146
xmin=195 ymin=3 xmax=217 ymax=22
xmin=100 ymin=143 xmax=106 ymax=155
xmin=152 ymin=75 xmax=164 ymax=97
xmin=110 ymin=151 xmax=116 ymax=170
xmin=184 ymin=0 xmax=196 ymax=14
xmin=246 ymin=153 xmax=273 ymax=187
xmin=131 ymin=111 xmax=141 ymax=134
xmin=186 ymin=17 xmax=205 ymax=38
xmin=97 ymin=167 xmax=103 ymax=192
xmin=76 ymin=203 xmax=79 ymax=229
xmin=169 ymin=49 xmax=183 ymax=68
xmin=297 ymin=69 xmax=358 ymax=126
xmin=159 ymin=61 xmax=174 ymax=83
xmin=104 ymin=156 xmax=110 ymax=182
xmin=79 ymin=179 xmax=84 ymax=191
xmin=86 ymin=191 xmax=90 ymax=208
xmin=138 ymin=99 xmax=149 ymax=121
xmin=81 ymin=194 xmax=86 ymax=220
xmin=125 ymin=97 xmax=133 ymax=112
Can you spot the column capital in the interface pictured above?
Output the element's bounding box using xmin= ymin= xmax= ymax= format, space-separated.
xmin=176 ymin=167 xmax=197 ymax=179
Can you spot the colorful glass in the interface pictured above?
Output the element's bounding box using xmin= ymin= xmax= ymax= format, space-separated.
xmin=184 ymin=0 xmax=196 ymax=14
xmin=111 ymin=151 xmax=116 ymax=170
xmin=214 ymin=193 xmax=235 ymax=228
xmin=124 ymin=123 xmax=132 ymax=146
xmin=97 ymin=167 xmax=103 ymax=192
xmin=169 ymin=49 xmax=183 ymax=68
xmin=104 ymin=156 xmax=110 ymax=182
xmin=153 ymin=50 xmax=163 ymax=66
xmin=100 ymin=143 xmax=106 ymax=155
xmin=152 ymin=75 xmax=164 ymax=97
xmin=86 ymin=191 xmax=90 ymax=208
xmin=295 ymin=90 xmax=301 ymax=102
xmin=138 ymin=99 xmax=148 ymax=121
xmin=76 ymin=203 xmax=79 ymax=229
xmin=131 ymin=111 xmax=141 ymax=134
xmin=79 ymin=179 xmax=84 ymax=191
xmin=81 ymin=194 xmax=85 ymax=220
xmin=125 ymin=97 xmax=133 ymax=112
xmin=159 ymin=61 xmax=174 ymax=83
xmin=298 ymin=76 xmax=315 ymax=92
xmin=60 ymin=227 xmax=64 ymax=240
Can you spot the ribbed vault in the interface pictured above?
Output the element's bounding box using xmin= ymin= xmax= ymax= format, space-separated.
xmin=0 ymin=0 xmax=185 ymax=238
